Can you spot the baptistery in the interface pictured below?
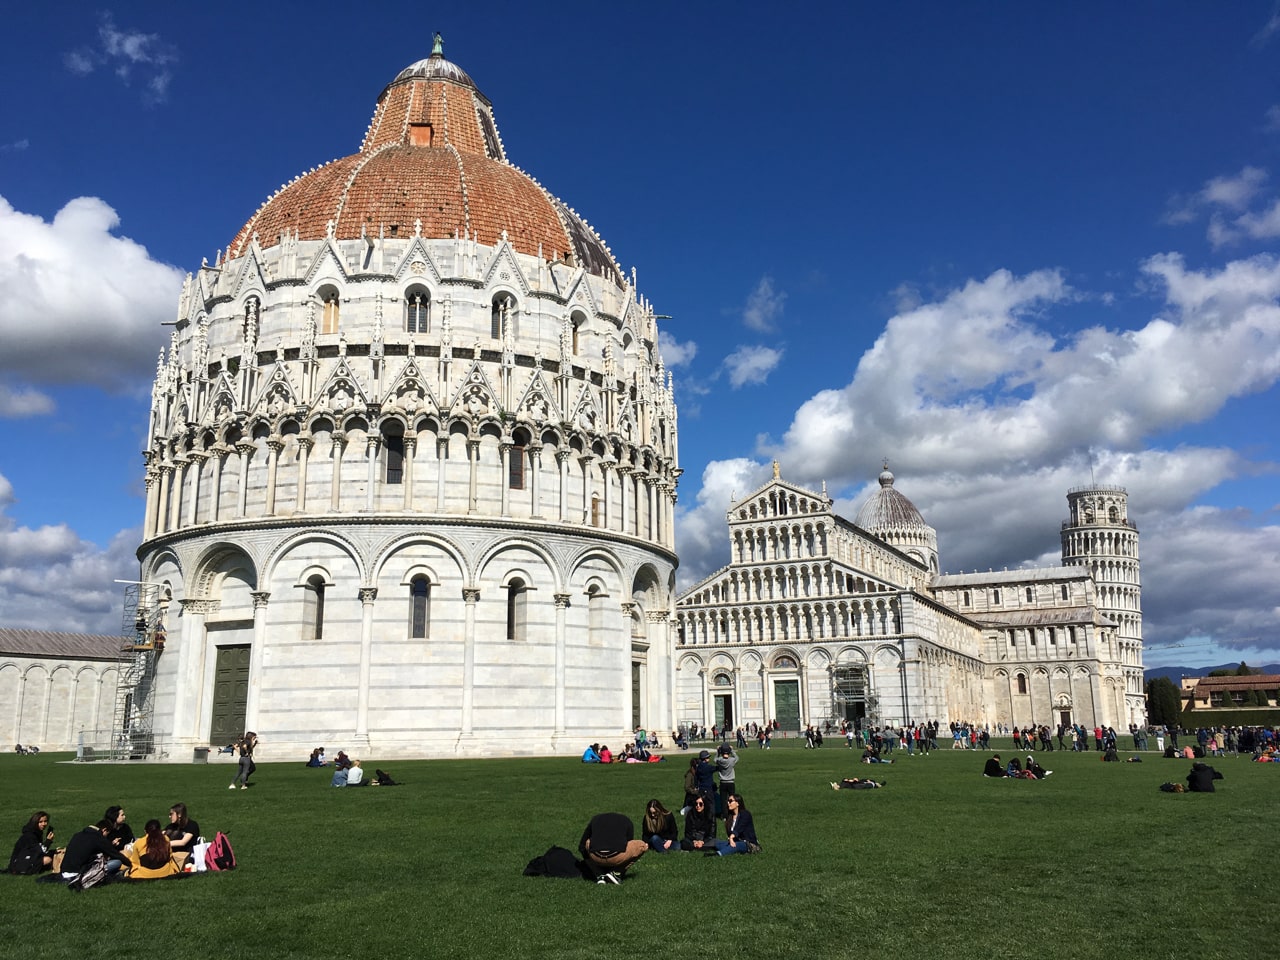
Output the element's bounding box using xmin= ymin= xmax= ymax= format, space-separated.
xmin=138 ymin=37 xmax=680 ymax=759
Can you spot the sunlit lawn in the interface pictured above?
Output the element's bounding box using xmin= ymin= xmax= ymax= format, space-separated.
xmin=3 ymin=738 xmax=1275 ymax=960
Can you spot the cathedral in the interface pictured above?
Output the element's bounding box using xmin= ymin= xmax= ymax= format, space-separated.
xmin=672 ymin=466 xmax=1145 ymax=733
xmin=0 ymin=41 xmax=1145 ymax=758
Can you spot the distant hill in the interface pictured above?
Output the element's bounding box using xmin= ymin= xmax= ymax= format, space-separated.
xmin=1144 ymin=663 xmax=1280 ymax=683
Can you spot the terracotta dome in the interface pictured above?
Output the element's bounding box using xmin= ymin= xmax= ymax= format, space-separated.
xmin=228 ymin=37 xmax=620 ymax=278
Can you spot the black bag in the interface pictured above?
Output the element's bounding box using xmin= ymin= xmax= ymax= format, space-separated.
xmin=523 ymin=845 xmax=585 ymax=879
xmin=8 ymin=849 xmax=41 ymax=875
xmin=68 ymin=854 xmax=109 ymax=891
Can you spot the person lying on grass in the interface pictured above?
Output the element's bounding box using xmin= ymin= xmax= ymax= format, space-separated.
xmin=831 ymin=778 xmax=884 ymax=789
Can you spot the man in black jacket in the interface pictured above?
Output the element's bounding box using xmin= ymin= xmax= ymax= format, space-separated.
xmin=578 ymin=812 xmax=646 ymax=885
xmin=1186 ymin=762 xmax=1224 ymax=793
xmin=60 ymin=820 xmax=126 ymax=880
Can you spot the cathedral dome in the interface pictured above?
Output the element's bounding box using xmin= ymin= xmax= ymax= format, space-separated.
xmin=227 ymin=37 xmax=621 ymax=279
xmin=855 ymin=467 xmax=929 ymax=531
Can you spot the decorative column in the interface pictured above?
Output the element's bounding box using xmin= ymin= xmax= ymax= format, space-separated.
xmin=295 ymin=437 xmax=312 ymax=513
xmin=330 ymin=431 xmax=346 ymax=512
xmin=264 ymin=437 xmax=283 ymax=515
xmin=467 ymin=438 xmax=480 ymax=514
xmin=616 ymin=465 xmax=631 ymax=535
xmin=619 ymin=601 xmax=637 ymax=733
xmin=579 ymin=454 xmax=595 ymax=524
xmin=244 ymin=591 xmax=270 ymax=735
xmin=172 ymin=598 xmax=212 ymax=743
xmin=436 ymin=436 xmax=449 ymax=511
xmin=529 ymin=443 xmax=543 ymax=518
xmin=143 ymin=470 xmax=160 ymax=540
xmin=556 ymin=450 xmax=571 ymax=522
xmin=157 ymin=464 xmax=173 ymax=534
xmin=648 ymin=610 xmax=670 ymax=731
xmin=460 ymin=588 xmax=479 ymax=739
xmin=499 ymin=441 xmax=512 ymax=517
xmin=356 ymin=587 xmax=377 ymax=742
xmin=210 ymin=446 xmax=228 ymax=522
xmin=365 ymin=436 xmax=380 ymax=512
xmin=171 ymin=456 xmax=189 ymax=532
xmin=599 ymin=460 xmax=613 ymax=530
xmin=186 ymin=452 xmax=207 ymax=525
xmin=553 ymin=592 xmax=571 ymax=737
xmin=235 ymin=440 xmax=255 ymax=518
xmin=403 ymin=433 xmax=417 ymax=510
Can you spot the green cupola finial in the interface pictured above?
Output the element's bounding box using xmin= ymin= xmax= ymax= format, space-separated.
xmin=431 ymin=32 xmax=444 ymax=57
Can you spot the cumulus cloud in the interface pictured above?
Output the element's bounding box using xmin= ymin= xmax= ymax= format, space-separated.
xmin=0 ymin=472 xmax=140 ymax=633
xmin=658 ymin=330 xmax=698 ymax=368
xmin=0 ymin=195 xmax=182 ymax=410
xmin=724 ymin=344 xmax=784 ymax=388
xmin=741 ymin=275 xmax=786 ymax=332
xmin=1166 ymin=166 xmax=1280 ymax=246
xmin=64 ymin=14 xmax=177 ymax=104
xmin=675 ymin=256 xmax=1280 ymax=652
xmin=675 ymin=458 xmax=773 ymax=588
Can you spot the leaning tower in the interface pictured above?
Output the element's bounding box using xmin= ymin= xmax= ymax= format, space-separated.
xmin=1061 ymin=485 xmax=1145 ymax=726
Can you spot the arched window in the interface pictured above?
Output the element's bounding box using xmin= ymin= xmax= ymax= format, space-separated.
xmin=318 ymin=285 xmax=340 ymax=334
xmin=303 ymin=574 xmax=326 ymax=639
xmin=491 ymin=294 xmax=515 ymax=340
xmin=1016 ymin=674 xmax=1027 ymax=695
xmin=508 ymin=441 xmax=525 ymax=490
xmin=406 ymin=287 xmax=430 ymax=333
xmin=962 ymin=590 xmax=971 ymax=607
xmin=1025 ymin=586 xmax=1034 ymax=603
xmin=570 ymin=310 xmax=586 ymax=354
xmin=992 ymin=589 xmax=1001 ymax=605
xmin=409 ymin=575 xmax=430 ymax=638
xmin=506 ymin=577 xmax=527 ymax=641
xmin=1060 ymin=584 xmax=1069 ymax=601
xmin=588 ymin=584 xmax=606 ymax=645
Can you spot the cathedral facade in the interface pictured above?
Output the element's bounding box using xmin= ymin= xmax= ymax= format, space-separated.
xmin=134 ymin=40 xmax=680 ymax=760
xmin=673 ymin=468 xmax=1145 ymax=733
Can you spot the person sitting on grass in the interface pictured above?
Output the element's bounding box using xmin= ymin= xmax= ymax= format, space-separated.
xmin=125 ymin=819 xmax=180 ymax=880
xmin=983 ymin=754 xmax=1007 ymax=777
xmin=8 ymin=811 xmax=57 ymax=874
xmin=1186 ymin=761 xmax=1224 ymax=792
xmin=370 ymin=768 xmax=398 ymax=786
xmin=331 ymin=765 xmax=349 ymax=787
xmin=579 ymin=812 xmax=647 ymax=884
xmin=103 ymin=805 xmax=134 ymax=852
xmin=582 ymin=743 xmax=602 ymax=763
xmin=680 ymin=795 xmax=717 ymax=851
xmin=708 ymin=794 xmax=759 ymax=856
xmin=831 ymin=778 xmax=884 ymax=789
xmin=346 ymin=760 xmax=366 ymax=786
xmin=60 ymin=819 xmax=126 ymax=882
xmin=163 ymin=803 xmax=201 ymax=855
xmin=642 ymin=799 xmax=679 ymax=852
xmin=599 ymin=744 xmax=614 ymax=764
xmin=1026 ymin=756 xmax=1052 ymax=779
xmin=861 ymin=748 xmax=892 ymax=764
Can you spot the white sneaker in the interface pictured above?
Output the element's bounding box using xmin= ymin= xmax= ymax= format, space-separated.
xmin=603 ymin=872 xmax=622 ymax=885
xmin=228 ymin=784 xmax=236 ymax=789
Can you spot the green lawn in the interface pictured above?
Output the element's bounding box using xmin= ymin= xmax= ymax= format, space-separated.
xmin=3 ymin=741 xmax=1275 ymax=960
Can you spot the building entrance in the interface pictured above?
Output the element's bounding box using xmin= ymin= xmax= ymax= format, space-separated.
xmin=209 ymin=645 xmax=250 ymax=744
xmin=773 ymin=679 xmax=801 ymax=730
xmin=714 ymin=694 xmax=734 ymax=731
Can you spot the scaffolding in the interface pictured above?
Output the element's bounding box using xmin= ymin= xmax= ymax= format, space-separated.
xmin=73 ymin=582 xmax=166 ymax=761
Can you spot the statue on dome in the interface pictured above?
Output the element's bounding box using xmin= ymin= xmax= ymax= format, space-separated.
xmin=772 ymin=460 xmax=780 ymax=480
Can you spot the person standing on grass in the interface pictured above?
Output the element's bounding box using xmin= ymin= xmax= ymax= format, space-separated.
xmin=231 ymin=731 xmax=258 ymax=790
xmin=715 ymin=743 xmax=738 ymax=809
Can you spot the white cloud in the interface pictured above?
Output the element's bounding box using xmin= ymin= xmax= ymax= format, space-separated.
xmin=724 ymin=345 xmax=784 ymax=388
xmin=0 ymin=471 xmax=139 ymax=633
xmin=1203 ymin=167 xmax=1268 ymax=210
xmin=64 ymin=14 xmax=177 ymax=104
xmin=1253 ymin=5 xmax=1280 ymax=47
xmin=674 ymin=458 xmax=772 ymax=589
xmin=0 ymin=384 xmax=55 ymax=419
xmin=0 ymin=195 xmax=182 ymax=400
xmin=0 ymin=139 xmax=29 ymax=154
xmin=1166 ymin=166 xmax=1280 ymax=246
xmin=658 ymin=330 xmax=698 ymax=367
xmin=1235 ymin=198 xmax=1280 ymax=240
xmin=741 ymin=275 xmax=786 ymax=332
xmin=675 ymin=256 xmax=1280 ymax=652
xmin=1265 ymin=104 xmax=1280 ymax=132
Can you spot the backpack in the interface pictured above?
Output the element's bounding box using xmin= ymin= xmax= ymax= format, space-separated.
xmin=204 ymin=832 xmax=237 ymax=871
xmin=68 ymin=854 xmax=109 ymax=891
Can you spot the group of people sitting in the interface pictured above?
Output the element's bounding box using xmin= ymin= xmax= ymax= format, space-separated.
xmin=581 ymin=742 xmax=661 ymax=763
xmin=7 ymin=802 xmax=204 ymax=882
xmin=577 ymin=792 xmax=761 ymax=884
xmin=13 ymin=743 xmax=40 ymax=755
xmin=982 ymin=754 xmax=1053 ymax=779
xmin=326 ymin=752 xmax=398 ymax=787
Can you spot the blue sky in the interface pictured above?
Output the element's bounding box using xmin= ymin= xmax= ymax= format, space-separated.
xmin=1 ymin=2 xmax=1279 ymax=668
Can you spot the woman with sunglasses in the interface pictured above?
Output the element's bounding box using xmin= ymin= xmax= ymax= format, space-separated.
xmin=710 ymin=794 xmax=759 ymax=856
xmin=680 ymin=794 xmax=717 ymax=851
